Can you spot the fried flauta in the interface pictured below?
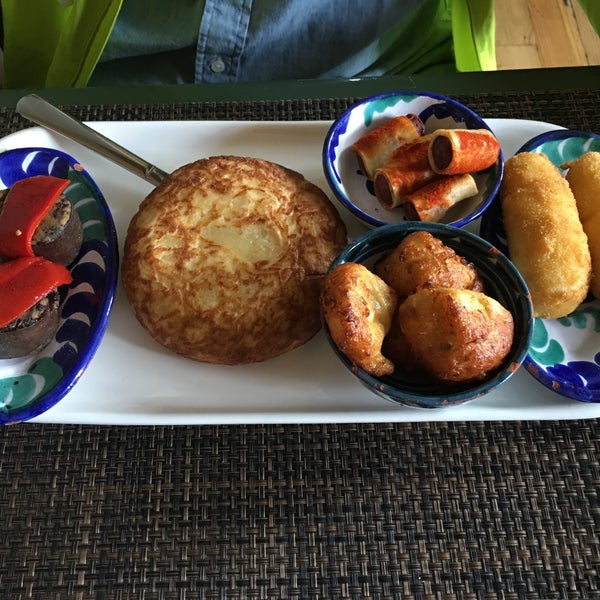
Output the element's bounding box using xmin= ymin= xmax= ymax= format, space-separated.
xmin=373 ymin=135 xmax=438 ymax=209
xmin=403 ymin=173 xmax=477 ymax=222
xmin=563 ymin=151 xmax=600 ymax=298
xmin=428 ymin=128 xmax=500 ymax=175
xmin=321 ymin=262 xmax=398 ymax=376
xmin=374 ymin=230 xmax=484 ymax=297
xmin=501 ymin=152 xmax=591 ymax=318
xmin=352 ymin=114 xmax=425 ymax=179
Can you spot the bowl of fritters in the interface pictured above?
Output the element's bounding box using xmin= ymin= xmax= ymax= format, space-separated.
xmin=322 ymin=90 xmax=503 ymax=229
xmin=320 ymin=222 xmax=533 ymax=409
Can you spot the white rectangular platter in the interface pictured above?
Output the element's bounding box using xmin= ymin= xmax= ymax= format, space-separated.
xmin=2 ymin=117 xmax=599 ymax=425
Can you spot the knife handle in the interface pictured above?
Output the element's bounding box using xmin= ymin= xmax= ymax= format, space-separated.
xmin=16 ymin=93 xmax=169 ymax=186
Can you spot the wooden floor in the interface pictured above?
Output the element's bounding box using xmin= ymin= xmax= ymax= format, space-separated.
xmin=495 ymin=0 xmax=600 ymax=69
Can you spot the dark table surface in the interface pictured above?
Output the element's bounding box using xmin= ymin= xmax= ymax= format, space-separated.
xmin=1 ymin=67 xmax=600 ymax=600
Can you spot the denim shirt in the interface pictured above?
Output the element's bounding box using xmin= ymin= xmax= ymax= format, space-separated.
xmin=1 ymin=0 xmax=500 ymax=88
xmin=194 ymin=0 xmax=452 ymax=82
xmin=90 ymin=0 xmax=461 ymax=86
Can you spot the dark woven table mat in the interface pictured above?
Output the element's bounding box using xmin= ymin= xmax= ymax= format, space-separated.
xmin=1 ymin=88 xmax=600 ymax=600
xmin=0 ymin=88 xmax=599 ymax=133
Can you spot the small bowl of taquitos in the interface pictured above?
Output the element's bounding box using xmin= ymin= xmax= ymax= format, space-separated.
xmin=322 ymin=90 xmax=503 ymax=230
xmin=480 ymin=129 xmax=600 ymax=402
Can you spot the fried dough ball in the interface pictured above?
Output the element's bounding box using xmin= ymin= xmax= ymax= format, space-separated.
xmin=398 ymin=287 xmax=514 ymax=383
xmin=374 ymin=230 xmax=484 ymax=297
xmin=321 ymin=262 xmax=398 ymax=376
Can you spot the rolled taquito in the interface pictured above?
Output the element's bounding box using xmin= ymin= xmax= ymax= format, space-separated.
xmin=403 ymin=173 xmax=477 ymax=222
xmin=428 ymin=128 xmax=500 ymax=175
xmin=351 ymin=114 xmax=424 ymax=180
xmin=373 ymin=135 xmax=438 ymax=209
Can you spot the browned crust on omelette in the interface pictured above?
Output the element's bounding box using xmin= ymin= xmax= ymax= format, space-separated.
xmin=122 ymin=156 xmax=347 ymax=364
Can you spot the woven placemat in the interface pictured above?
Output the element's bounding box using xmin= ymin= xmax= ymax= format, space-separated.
xmin=0 ymin=88 xmax=599 ymax=133
xmin=0 ymin=89 xmax=600 ymax=600
xmin=1 ymin=422 xmax=599 ymax=599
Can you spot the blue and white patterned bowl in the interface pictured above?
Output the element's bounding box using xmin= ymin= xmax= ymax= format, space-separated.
xmin=322 ymin=222 xmax=533 ymax=409
xmin=322 ymin=90 xmax=504 ymax=229
xmin=480 ymin=129 xmax=600 ymax=402
xmin=0 ymin=147 xmax=118 ymax=423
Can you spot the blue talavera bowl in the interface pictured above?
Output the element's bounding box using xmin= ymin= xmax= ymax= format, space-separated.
xmin=322 ymin=90 xmax=504 ymax=229
xmin=0 ymin=147 xmax=118 ymax=423
xmin=322 ymin=222 xmax=533 ymax=409
xmin=480 ymin=129 xmax=600 ymax=403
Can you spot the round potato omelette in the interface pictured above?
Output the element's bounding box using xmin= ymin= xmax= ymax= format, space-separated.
xmin=122 ymin=156 xmax=348 ymax=365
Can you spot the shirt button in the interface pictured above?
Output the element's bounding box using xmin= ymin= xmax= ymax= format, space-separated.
xmin=210 ymin=58 xmax=226 ymax=73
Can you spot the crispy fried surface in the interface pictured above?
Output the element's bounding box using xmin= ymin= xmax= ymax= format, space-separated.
xmin=374 ymin=230 xmax=484 ymax=297
xmin=398 ymin=287 xmax=514 ymax=383
xmin=564 ymin=152 xmax=600 ymax=298
xmin=321 ymin=262 xmax=398 ymax=376
xmin=380 ymin=311 xmax=421 ymax=375
xmin=122 ymin=156 xmax=347 ymax=364
xmin=501 ymin=152 xmax=591 ymax=318
xmin=581 ymin=211 xmax=600 ymax=299
xmin=564 ymin=151 xmax=600 ymax=223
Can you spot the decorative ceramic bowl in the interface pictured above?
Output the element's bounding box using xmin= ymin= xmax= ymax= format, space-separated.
xmin=322 ymin=90 xmax=503 ymax=229
xmin=322 ymin=222 xmax=533 ymax=409
xmin=0 ymin=147 xmax=118 ymax=424
xmin=480 ymin=129 xmax=600 ymax=402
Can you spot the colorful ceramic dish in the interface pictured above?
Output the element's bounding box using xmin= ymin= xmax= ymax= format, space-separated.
xmin=0 ymin=147 xmax=118 ymax=423
xmin=480 ymin=129 xmax=600 ymax=402
xmin=322 ymin=90 xmax=504 ymax=229
xmin=322 ymin=222 xmax=533 ymax=409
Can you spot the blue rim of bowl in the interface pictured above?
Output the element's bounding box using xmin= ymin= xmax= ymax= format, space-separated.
xmin=322 ymin=89 xmax=504 ymax=229
xmin=517 ymin=128 xmax=600 ymax=154
xmin=479 ymin=129 xmax=600 ymax=403
xmin=324 ymin=222 xmax=533 ymax=408
xmin=0 ymin=147 xmax=119 ymax=423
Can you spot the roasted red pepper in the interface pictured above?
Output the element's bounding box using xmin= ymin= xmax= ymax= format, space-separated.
xmin=0 ymin=175 xmax=70 ymax=259
xmin=0 ymin=255 xmax=40 ymax=286
xmin=0 ymin=256 xmax=72 ymax=327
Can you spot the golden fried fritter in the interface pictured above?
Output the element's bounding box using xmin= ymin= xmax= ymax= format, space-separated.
xmin=398 ymin=287 xmax=514 ymax=383
xmin=321 ymin=262 xmax=398 ymax=376
xmin=501 ymin=152 xmax=590 ymax=318
xmin=563 ymin=151 xmax=600 ymax=299
xmin=374 ymin=231 xmax=484 ymax=297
